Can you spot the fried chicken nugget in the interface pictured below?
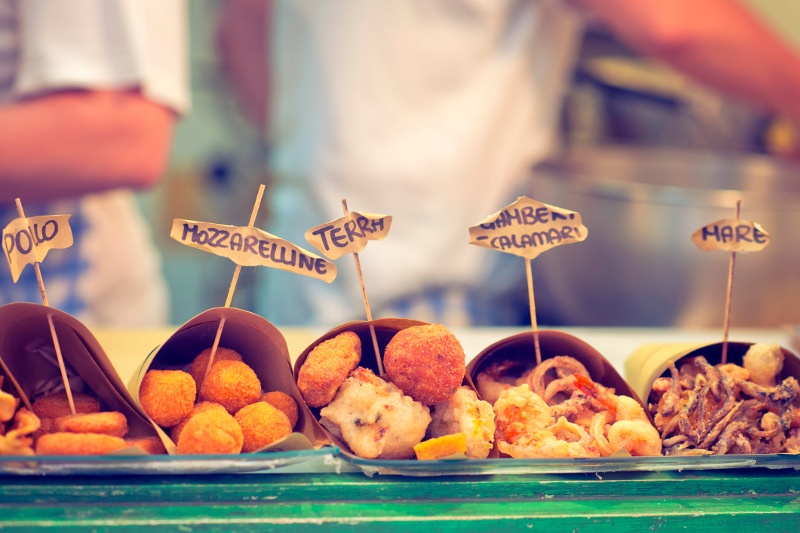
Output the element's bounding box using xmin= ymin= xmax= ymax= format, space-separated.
xmin=139 ymin=369 xmax=197 ymax=427
xmin=170 ymin=401 xmax=228 ymax=442
xmin=189 ymin=347 xmax=243 ymax=386
xmin=260 ymin=391 xmax=299 ymax=429
xmin=125 ymin=436 xmax=167 ymax=455
xmin=35 ymin=432 xmax=129 ymax=456
xmin=176 ymin=407 xmax=243 ymax=455
xmin=235 ymin=402 xmax=293 ymax=452
xmin=297 ymin=331 xmax=361 ymax=408
xmin=384 ymin=324 xmax=465 ymax=405
xmin=199 ymin=360 xmax=261 ymax=414
xmin=53 ymin=411 xmax=129 ymax=438
xmin=31 ymin=392 xmax=101 ymax=419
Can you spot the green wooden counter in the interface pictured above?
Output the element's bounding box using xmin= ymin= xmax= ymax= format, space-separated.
xmin=1 ymin=468 xmax=799 ymax=531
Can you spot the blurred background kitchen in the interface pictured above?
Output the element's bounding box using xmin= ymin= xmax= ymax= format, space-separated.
xmin=142 ymin=0 xmax=800 ymax=328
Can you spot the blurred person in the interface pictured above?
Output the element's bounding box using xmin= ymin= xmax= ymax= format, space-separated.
xmin=217 ymin=0 xmax=800 ymax=327
xmin=0 ymin=0 xmax=189 ymax=326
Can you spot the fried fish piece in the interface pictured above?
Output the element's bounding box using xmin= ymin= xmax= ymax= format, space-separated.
xmin=297 ymin=331 xmax=361 ymax=408
xmin=52 ymin=411 xmax=129 ymax=438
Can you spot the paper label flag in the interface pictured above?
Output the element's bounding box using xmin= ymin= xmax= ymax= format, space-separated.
xmin=2 ymin=215 xmax=73 ymax=282
xmin=170 ymin=219 xmax=337 ymax=282
xmin=691 ymin=219 xmax=770 ymax=253
xmin=305 ymin=211 xmax=392 ymax=260
xmin=468 ymin=196 xmax=587 ymax=260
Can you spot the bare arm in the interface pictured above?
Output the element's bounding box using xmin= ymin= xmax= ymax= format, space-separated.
xmin=216 ymin=0 xmax=272 ymax=134
xmin=0 ymin=89 xmax=177 ymax=203
xmin=568 ymin=0 xmax=800 ymax=124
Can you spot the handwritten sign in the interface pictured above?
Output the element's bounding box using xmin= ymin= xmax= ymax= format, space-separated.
xmin=2 ymin=215 xmax=73 ymax=282
xmin=170 ymin=219 xmax=337 ymax=283
xmin=691 ymin=219 xmax=770 ymax=253
xmin=305 ymin=211 xmax=391 ymax=260
xmin=468 ymin=196 xmax=587 ymax=260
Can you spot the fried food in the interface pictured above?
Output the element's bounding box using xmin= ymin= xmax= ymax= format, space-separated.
xmin=648 ymin=349 xmax=800 ymax=455
xmin=52 ymin=411 xmax=129 ymax=438
xmin=170 ymin=401 xmax=228 ymax=442
xmin=235 ymin=402 xmax=293 ymax=452
xmin=125 ymin=436 xmax=167 ymax=455
xmin=199 ymin=360 xmax=262 ymax=414
xmin=297 ymin=331 xmax=361 ymax=408
xmin=383 ymin=324 xmax=465 ymax=405
xmin=414 ymin=433 xmax=467 ymax=460
xmin=35 ymin=432 xmax=129 ymax=456
xmin=189 ymin=347 xmax=243 ymax=386
xmin=260 ymin=391 xmax=299 ymax=429
xmin=139 ymin=369 xmax=197 ymax=427
xmin=31 ymin=391 xmax=101 ymax=419
xmin=428 ymin=386 xmax=494 ymax=459
xmin=320 ymin=367 xmax=431 ymax=459
xmin=176 ymin=406 xmax=243 ymax=455
xmin=0 ymin=386 xmax=18 ymax=423
xmin=0 ymin=408 xmax=40 ymax=456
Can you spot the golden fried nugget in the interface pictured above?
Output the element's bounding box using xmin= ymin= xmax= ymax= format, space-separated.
xmin=189 ymin=347 xmax=244 ymax=386
xmin=125 ymin=436 xmax=167 ymax=455
xmin=260 ymin=391 xmax=299 ymax=429
xmin=53 ymin=411 xmax=129 ymax=438
xmin=298 ymin=331 xmax=361 ymax=408
xmin=384 ymin=324 xmax=466 ymax=405
xmin=35 ymin=432 xmax=128 ymax=456
xmin=176 ymin=408 xmax=243 ymax=455
xmin=31 ymin=392 xmax=101 ymax=419
xmin=139 ymin=369 xmax=196 ymax=427
xmin=234 ymin=402 xmax=292 ymax=453
xmin=199 ymin=360 xmax=261 ymax=414
xmin=170 ymin=402 xmax=228 ymax=442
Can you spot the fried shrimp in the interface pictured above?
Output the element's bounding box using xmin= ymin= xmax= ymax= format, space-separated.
xmin=189 ymin=347 xmax=244 ymax=386
xmin=52 ymin=411 xmax=129 ymax=438
xmin=139 ymin=369 xmax=196 ymax=427
xmin=297 ymin=331 xmax=361 ymax=408
xmin=260 ymin=391 xmax=299 ymax=429
xmin=384 ymin=324 xmax=466 ymax=405
xmin=234 ymin=402 xmax=292 ymax=452
xmin=199 ymin=360 xmax=261 ymax=414
xmin=32 ymin=392 xmax=101 ymax=419
xmin=428 ymin=386 xmax=495 ymax=459
xmin=35 ymin=432 xmax=129 ymax=456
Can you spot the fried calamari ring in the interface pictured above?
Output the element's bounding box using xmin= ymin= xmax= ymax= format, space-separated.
xmin=297 ymin=331 xmax=361 ymax=408
xmin=52 ymin=411 xmax=129 ymax=438
xmin=260 ymin=391 xmax=299 ymax=429
xmin=198 ymin=360 xmax=261 ymax=414
xmin=31 ymin=392 xmax=101 ymax=419
xmin=35 ymin=432 xmax=129 ymax=456
xmin=176 ymin=407 xmax=243 ymax=455
xmin=139 ymin=369 xmax=196 ymax=427
xmin=384 ymin=324 xmax=465 ymax=405
xmin=189 ymin=347 xmax=244 ymax=386
xmin=235 ymin=402 xmax=292 ymax=452
xmin=170 ymin=401 xmax=228 ymax=443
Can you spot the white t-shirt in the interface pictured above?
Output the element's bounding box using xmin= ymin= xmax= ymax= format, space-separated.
xmin=0 ymin=0 xmax=188 ymax=326
xmin=257 ymin=0 xmax=582 ymax=326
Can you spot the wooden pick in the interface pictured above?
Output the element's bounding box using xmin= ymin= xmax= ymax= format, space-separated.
xmin=342 ymin=198 xmax=384 ymax=377
xmin=720 ymin=200 xmax=741 ymax=365
xmin=201 ymin=184 xmax=266 ymax=388
xmin=525 ymin=258 xmax=542 ymax=365
xmin=14 ymin=198 xmax=75 ymax=414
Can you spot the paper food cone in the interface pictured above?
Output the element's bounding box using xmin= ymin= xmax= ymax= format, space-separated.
xmin=130 ymin=306 xmax=327 ymax=454
xmin=0 ymin=302 xmax=158 ymax=443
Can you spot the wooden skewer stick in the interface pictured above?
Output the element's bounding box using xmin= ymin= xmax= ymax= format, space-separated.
xmin=201 ymin=184 xmax=266 ymax=387
xmin=14 ymin=198 xmax=75 ymax=414
xmin=525 ymin=258 xmax=542 ymax=366
xmin=720 ymin=200 xmax=741 ymax=365
xmin=342 ymin=199 xmax=384 ymax=377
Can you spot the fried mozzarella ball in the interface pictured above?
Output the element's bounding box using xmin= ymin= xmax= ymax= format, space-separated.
xmin=139 ymin=370 xmax=196 ymax=427
xmin=235 ymin=402 xmax=293 ymax=452
xmin=52 ymin=411 xmax=129 ymax=438
xmin=320 ymin=367 xmax=431 ymax=459
xmin=32 ymin=391 xmax=101 ymax=419
xmin=176 ymin=406 xmax=243 ymax=455
xmin=383 ymin=324 xmax=465 ymax=405
xmin=199 ymin=360 xmax=261 ymax=414
xmin=35 ymin=432 xmax=129 ymax=456
xmin=297 ymin=331 xmax=361 ymax=408
xmin=428 ymin=386 xmax=495 ymax=459
xmin=170 ymin=402 xmax=228 ymax=443
xmin=260 ymin=391 xmax=299 ymax=429
xmin=189 ymin=347 xmax=244 ymax=386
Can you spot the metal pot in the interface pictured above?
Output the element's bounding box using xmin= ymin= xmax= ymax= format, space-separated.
xmin=526 ymin=146 xmax=800 ymax=327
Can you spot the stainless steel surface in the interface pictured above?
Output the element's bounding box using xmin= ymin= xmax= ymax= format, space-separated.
xmin=527 ymin=146 xmax=800 ymax=327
